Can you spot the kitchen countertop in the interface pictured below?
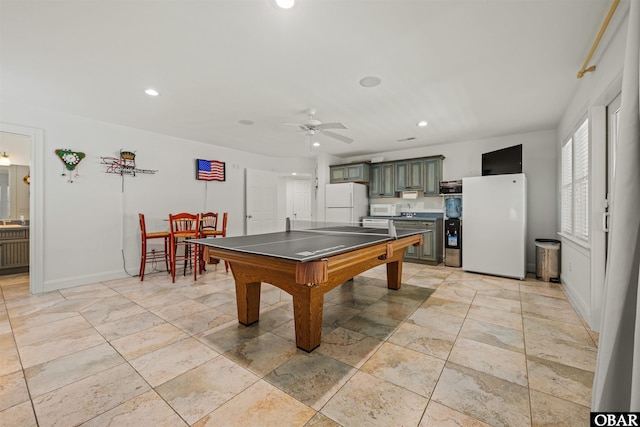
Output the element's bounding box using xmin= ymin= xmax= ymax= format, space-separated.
xmin=365 ymin=212 xmax=443 ymax=221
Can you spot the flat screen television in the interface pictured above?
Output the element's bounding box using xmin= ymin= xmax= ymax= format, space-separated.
xmin=482 ymin=144 xmax=522 ymax=176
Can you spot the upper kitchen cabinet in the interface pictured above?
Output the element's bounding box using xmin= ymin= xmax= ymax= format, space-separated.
xmin=395 ymin=159 xmax=424 ymax=192
xmin=424 ymin=156 xmax=444 ymax=196
xmin=369 ymin=163 xmax=395 ymax=197
xmin=330 ymin=162 xmax=370 ymax=183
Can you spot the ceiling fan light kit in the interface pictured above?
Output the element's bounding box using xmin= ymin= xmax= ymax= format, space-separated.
xmin=284 ymin=108 xmax=354 ymax=144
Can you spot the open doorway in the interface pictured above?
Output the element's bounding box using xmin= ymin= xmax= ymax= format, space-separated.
xmin=0 ymin=123 xmax=44 ymax=293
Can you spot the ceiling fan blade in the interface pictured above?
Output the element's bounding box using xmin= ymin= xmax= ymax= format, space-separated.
xmin=320 ymin=130 xmax=353 ymax=144
xmin=315 ymin=122 xmax=347 ymax=130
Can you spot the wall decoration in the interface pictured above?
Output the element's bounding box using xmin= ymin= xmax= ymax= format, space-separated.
xmin=196 ymin=159 xmax=225 ymax=181
xmin=101 ymin=150 xmax=157 ymax=176
xmin=55 ymin=148 xmax=86 ymax=183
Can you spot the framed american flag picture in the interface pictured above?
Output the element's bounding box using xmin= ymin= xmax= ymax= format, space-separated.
xmin=196 ymin=159 xmax=225 ymax=181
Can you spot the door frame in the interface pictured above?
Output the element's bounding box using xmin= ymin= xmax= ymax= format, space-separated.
xmin=0 ymin=123 xmax=44 ymax=293
xmin=589 ymin=74 xmax=623 ymax=331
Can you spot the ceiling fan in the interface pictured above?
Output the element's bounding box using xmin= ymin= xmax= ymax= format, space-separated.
xmin=285 ymin=108 xmax=353 ymax=144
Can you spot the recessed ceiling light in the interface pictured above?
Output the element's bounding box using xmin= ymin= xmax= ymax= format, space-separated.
xmin=417 ymin=120 xmax=428 ymax=127
xmin=276 ymin=0 xmax=294 ymax=9
xmin=292 ymin=172 xmax=297 ymax=175
xmin=359 ymin=76 xmax=382 ymax=88
xmin=238 ymin=119 xmax=254 ymax=125
xmin=144 ymin=88 xmax=159 ymax=96
xmin=312 ymin=142 xmax=320 ymax=147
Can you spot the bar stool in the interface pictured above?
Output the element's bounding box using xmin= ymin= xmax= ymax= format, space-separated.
xmin=200 ymin=212 xmax=229 ymax=272
xmin=168 ymin=212 xmax=200 ymax=283
xmin=138 ymin=213 xmax=170 ymax=281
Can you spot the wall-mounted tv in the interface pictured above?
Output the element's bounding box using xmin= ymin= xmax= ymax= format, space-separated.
xmin=482 ymin=144 xmax=522 ymax=176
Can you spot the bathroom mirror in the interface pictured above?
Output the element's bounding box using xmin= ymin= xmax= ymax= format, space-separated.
xmin=0 ymin=165 xmax=30 ymax=220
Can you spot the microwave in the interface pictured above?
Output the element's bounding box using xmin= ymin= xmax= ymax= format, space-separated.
xmin=370 ymin=204 xmax=403 ymax=217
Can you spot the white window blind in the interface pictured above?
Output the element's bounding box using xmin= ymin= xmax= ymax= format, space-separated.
xmin=573 ymin=119 xmax=589 ymax=241
xmin=561 ymin=117 xmax=589 ymax=241
xmin=561 ymin=139 xmax=573 ymax=234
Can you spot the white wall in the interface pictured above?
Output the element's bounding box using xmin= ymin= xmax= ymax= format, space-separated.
xmin=1 ymin=101 xmax=314 ymax=292
xmin=345 ymin=129 xmax=557 ymax=272
xmin=556 ymin=7 xmax=629 ymax=331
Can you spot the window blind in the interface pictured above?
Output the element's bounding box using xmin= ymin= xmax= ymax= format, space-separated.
xmin=562 ymin=139 xmax=573 ymax=234
xmin=574 ymin=119 xmax=589 ymax=241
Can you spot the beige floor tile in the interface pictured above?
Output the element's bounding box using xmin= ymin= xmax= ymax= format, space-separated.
xmin=389 ymin=322 xmax=456 ymax=360
xmin=523 ymin=317 xmax=593 ymax=346
xmin=264 ymin=352 xmax=357 ymax=410
xmin=525 ymin=331 xmax=597 ymax=372
xmin=171 ymin=307 xmax=235 ymax=335
xmin=224 ymin=332 xmax=300 ymax=376
xmin=110 ymin=322 xmax=187 ymax=360
xmin=0 ymin=266 xmax=600 ymax=427
xmin=18 ymin=327 xmax=107 ymax=369
xmin=80 ymin=390 xmax=188 ymax=427
xmin=467 ymin=305 xmax=523 ymax=330
xmin=408 ymin=306 xmax=465 ymax=335
xmin=0 ymin=370 xmax=29 ymax=412
xmin=432 ymin=362 xmax=531 ymax=427
xmin=196 ymin=380 xmax=315 ymax=427
xmin=361 ymin=342 xmax=445 ymax=398
xmin=13 ymin=314 xmax=93 ymax=347
xmin=472 ymin=293 xmax=522 ymax=314
xmin=156 ymin=356 xmax=259 ymax=425
xmin=419 ymin=296 xmax=471 ymax=318
xmin=129 ymin=337 xmax=218 ymax=387
xmin=304 ymin=412 xmax=342 ymax=427
xmin=321 ymin=371 xmax=428 ymax=427
xmin=94 ymin=310 xmax=166 ymax=340
xmin=529 ymin=389 xmax=590 ymax=427
xmin=24 ymin=342 xmax=124 ymax=397
xmin=448 ymin=337 xmax=527 ymax=386
xmin=0 ymin=333 xmax=21 ymax=376
xmin=527 ymin=355 xmax=594 ymax=407
xmin=151 ymin=299 xmax=212 ymax=322
xmin=32 ymin=363 xmax=150 ymax=427
xmin=317 ymin=327 xmax=383 ymax=368
xmin=419 ymin=401 xmax=492 ymax=427
xmin=458 ymin=317 xmax=524 ymax=353
xmin=0 ymin=400 xmax=37 ymax=427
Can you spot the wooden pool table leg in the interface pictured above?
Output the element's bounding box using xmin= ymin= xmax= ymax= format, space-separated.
xmin=386 ymin=258 xmax=403 ymax=290
xmin=235 ymin=279 xmax=261 ymax=326
xmin=292 ymin=289 xmax=324 ymax=352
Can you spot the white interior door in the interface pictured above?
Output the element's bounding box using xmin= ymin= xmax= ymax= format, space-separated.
xmin=293 ymin=179 xmax=311 ymax=221
xmin=245 ymin=168 xmax=279 ymax=235
xmin=606 ymin=93 xmax=622 ymax=263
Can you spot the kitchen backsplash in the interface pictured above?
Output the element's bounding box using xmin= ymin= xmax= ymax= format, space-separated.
xmin=368 ymin=196 xmax=444 ymax=213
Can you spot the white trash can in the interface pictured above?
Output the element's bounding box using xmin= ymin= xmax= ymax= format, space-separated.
xmin=535 ymin=239 xmax=561 ymax=282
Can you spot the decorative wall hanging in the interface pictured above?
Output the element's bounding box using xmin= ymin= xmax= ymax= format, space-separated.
xmin=101 ymin=150 xmax=157 ymax=176
xmin=55 ymin=148 xmax=86 ymax=183
xmin=196 ymin=159 xmax=225 ymax=181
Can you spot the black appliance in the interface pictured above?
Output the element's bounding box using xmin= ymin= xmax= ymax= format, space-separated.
xmin=445 ymin=218 xmax=462 ymax=267
xmin=482 ymin=144 xmax=522 ymax=176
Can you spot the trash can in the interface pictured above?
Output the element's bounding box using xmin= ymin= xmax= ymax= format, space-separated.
xmin=535 ymin=239 xmax=561 ymax=282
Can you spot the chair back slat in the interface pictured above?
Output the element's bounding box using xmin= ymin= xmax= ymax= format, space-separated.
xmin=169 ymin=213 xmax=200 ymax=238
xmin=200 ymin=212 xmax=218 ymax=231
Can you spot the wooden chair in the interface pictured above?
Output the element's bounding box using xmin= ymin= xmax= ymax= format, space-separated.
xmin=168 ymin=212 xmax=200 ymax=283
xmin=200 ymin=212 xmax=229 ymax=272
xmin=138 ymin=213 xmax=170 ymax=281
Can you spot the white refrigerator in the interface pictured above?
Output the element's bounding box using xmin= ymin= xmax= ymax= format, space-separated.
xmin=462 ymin=174 xmax=527 ymax=280
xmin=325 ymin=182 xmax=368 ymax=224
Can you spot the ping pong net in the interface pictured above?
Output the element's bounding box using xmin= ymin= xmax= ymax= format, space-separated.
xmin=286 ymin=218 xmax=422 ymax=240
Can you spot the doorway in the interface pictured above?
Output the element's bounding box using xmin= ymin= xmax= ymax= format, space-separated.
xmin=0 ymin=124 xmax=44 ymax=293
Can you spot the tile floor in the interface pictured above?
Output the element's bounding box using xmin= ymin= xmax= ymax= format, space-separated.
xmin=0 ymin=263 xmax=598 ymax=426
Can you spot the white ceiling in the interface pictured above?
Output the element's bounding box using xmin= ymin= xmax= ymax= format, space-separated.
xmin=0 ymin=0 xmax=613 ymax=158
